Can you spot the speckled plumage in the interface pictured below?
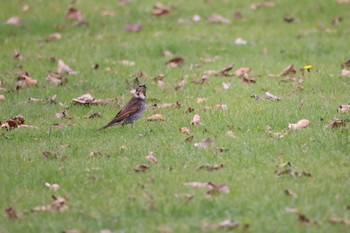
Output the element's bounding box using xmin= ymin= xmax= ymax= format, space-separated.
xmin=99 ymin=83 xmax=146 ymax=130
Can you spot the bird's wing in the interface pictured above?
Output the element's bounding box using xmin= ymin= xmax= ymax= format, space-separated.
xmin=101 ymin=97 xmax=141 ymax=128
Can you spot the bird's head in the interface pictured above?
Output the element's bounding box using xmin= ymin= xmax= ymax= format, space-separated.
xmin=136 ymin=83 xmax=146 ymax=99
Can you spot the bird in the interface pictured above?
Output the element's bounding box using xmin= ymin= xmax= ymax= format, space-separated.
xmin=99 ymin=83 xmax=146 ymax=130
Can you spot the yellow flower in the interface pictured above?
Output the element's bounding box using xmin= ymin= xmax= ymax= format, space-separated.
xmin=304 ymin=65 xmax=312 ymax=72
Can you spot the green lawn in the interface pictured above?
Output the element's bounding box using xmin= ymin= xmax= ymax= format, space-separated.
xmin=1 ymin=0 xmax=350 ymax=232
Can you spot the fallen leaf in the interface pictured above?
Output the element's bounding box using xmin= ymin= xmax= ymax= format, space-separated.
xmin=284 ymin=189 xmax=297 ymax=198
xmin=288 ymin=119 xmax=310 ymax=130
xmin=63 ymin=230 xmax=81 ymax=233
xmin=175 ymin=78 xmax=185 ymax=91
xmin=185 ymin=135 xmax=194 ymax=143
xmin=22 ymin=4 xmax=29 ymax=12
xmin=145 ymin=152 xmax=157 ymax=164
xmin=179 ymin=127 xmax=190 ymax=134
xmin=166 ymin=56 xmax=184 ymax=67
xmin=13 ymin=49 xmax=23 ymax=60
xmin=332 ymin=17 xmax=343 ymax=25
xmin=84 ymin=112 xmax=102 ymax=119
xmin=72 ymin=93 xmax=109 ymax=105
xmin=6 ymin=16 xmax=21 ymax=25
xmin=54 ymin=110 xmax=67 ymax=119
xmin=338 ymin=104 xmax=350 ymax=113
xmin=297 ymin=213 xmax=312 ymax=224
xmin=328 ymin=216 xmax=350 ymax=225
xmin=327 ymin=118 xmax=349 ymax=128
xmin=279 ymin=64 xmax=297 ymax=76
xmin=265 ymin=92 xmax=281 ymax=101
xmin=341 ymin=69 xmax=350 ymax=77
xmin=234 ymin=67 xmax=251 ymax=77
xmin=284 ymin=207 xmax=299 ymax=213
xmin=134 ymin=164 xmax=150 ymax=172
xmin=42 ymin=151 xmax=59 ymax=159
xmin=163 ymin=50 xmax=173 ymax=57
xmin=251 ymin=94 xmax=261 ymax=101
xmin=341 ymin=59 xmax=350 ymax=68
xmin=235 ymin=38 xmax=247 ymax=45
xmin=222 ymin=82 xmax=231 ymax=90
xmin=16 ymin=72 xmax=38 ymax=89
xmin=147 ymin=114 xmax=164 ymax=121
xmin=226 ymin=130 xmax=236 ymax=138
xmin=47 ymin=32 xmax=62 ymax=41
xmin=1 ymin=114 xmax=25 ymax=130
xmin=119 ymin=60 xmax=135 ymax=66
xmin=0 ymin=95 xmax=5 ymax=102
xmin=194 ymin=138 xmax=214 ymax=149
xmin=198 ymin=163 xmax=223 ymax=171
xmin=191 ymin=14 xmax=201 ymax=22
xmin=57 ymin=59 xmax=77 ymax=75
xmin=275 ymin=169 xmax=312 ymax=177
xmin=5 ymin=207 xmax=18 ymax=220
xmin=44 ymin=182 xmax=60 ymax=191
xmin=192 ymin=75 xmax=209 ymax=84
xmin=152 ymin=3 xmax=170 ymax=16
xmin=208 ymin=14 xmax=230 ymax=24
xmin=31 ymin=195 xmax=68 ymax=213
xmin=124 ymin=21 xmax=142 ymax=32
xmin=203 ymin=219 xmax=243 ymax=230
xmin=234 ymin=11 xmax=243 ymax=20
xmin=65 ymin=7 xmax=83 ymax=21
xmin=174 ymin=193 xmax=193 ymax=201
xmin=197 ymin=97 xmax=206 ymax=104
xmin=219 ymin=65 xmax=234 ymax=76
xmin=216 ymin=104 xmax=227 ymax=110
xmin=191 ymin=114 xmax=202 ymax=126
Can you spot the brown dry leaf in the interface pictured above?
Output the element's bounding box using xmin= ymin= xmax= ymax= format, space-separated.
xmin=6 ymin=16 xmax=21 ymax=25
xmin=101 ymin=10 xmax=114 ymax=17
xmin=179 ymin=127 xmax=190 ymax=134
xmin=147 ymin=114 xmax=164 ymax=121
xmin=42 ymin=151 xmax=59 ymax=159
xmin=65 ymin=7 xmax=83 ymax=21
xmin=194 ymin=138 xmax=214 ymax=149
xmin=332 ymin=17 xmax=343 ymax=26
xmin=284 ymin=189 xmax=297 ymax=198
xmin=288 ymin=119 xmax=310 ymax=130
xmin=216 ymin=104 xmax=228 ymax=110
xmin=13 ymin=49 xmax=23 ymax=60
xmin=72 ymin=93 xmax=109 ymax=105
xmin=328 ymin=216 xmax=350 ymax=225
xmin=202 ymin=220 xmax=242 ymax=231
xmin=152 ymin=3 xmax=170 ymax=16
xmin=175 ymin=78 xmax=185 ymax=91
xmin=341 ymin=69 xmax=350 ymax=77
xmin=338 ymin=104 xmax=350 ymax=113
xmin=197 ymin=97 xmax=206 ymax=104
xmin=219 ymin=65 xmax=234 ymax=76
xmin=31 ymin=195 xmax=68 ymax=213
xmin=191 ymin=114 xmax=202 ymax=126
xmin=207 ymin=182 xmax=229 ymax=195
xmin=279 ymin=64 xmax=297 ymax=76
xmin=192 ymin=75 xmax=209 ymax=84
xmin=198 ymin=163 xmax=223 ymax=171
xmin=1 ymin=114 xmax=25 ymax=130
xmin=155 ymin=102 xmax=182 ymax=109
xmin=265 ymin=92 xmax=281 ymax=101
xmin=234 ymin=67 xmax=251 ymax=77
xmin=145 ymin=152 xmax=158 ymax=164
xmin=163 ymin=50 xmax=173 ymax=57
xmin=5 ymin=207 xmax=18 ymax=220
xmin=124 ymin=21 xmax=142 ymax=32
xmin=47 ymin=32 xmax=62 ymax=41
xmin=166 ymin=56 xmax=184 ymax=67
xmin=63 ymin=230 xmax=81 ymax=233
xmin=44 ymin=182 xmax=60 ymax=191
xmin=134 ymin=164 xmax=150 ymax=172
xmin=0 ymin=95 xmax=5 ymax=102
xmin=265 ymin=128 xmax=288 ymax=138
xmin=327 ymin=118 xmax=348 ymax=128
xmin=185 ymin=135 xmax=194 ymax=143
xmin=226 ymin=130 xmax=236 ymax=138
xmin=84 ymin=112 xmax=102 ymax=119
xmin=275 ymin=169 xmax=312 ymax=177
xmin=297 ymin=213 xmax=312 ymax=225
xmin=57 ymin=59 xmax=77 ymax=75
xmin=341 ymin=59 xmax=350 ymax=68
xmin=22 ymin=4 xmax=29 ymax=12
xmin=54 ymin=110 xmax=67 ymax=119
xmin=208 ymin=14 xmax=230 ymax=24
xmin=243 ymin=76 xmax=256 ymax=84
xmin=16 ymin=71 xmax=38 ymax=89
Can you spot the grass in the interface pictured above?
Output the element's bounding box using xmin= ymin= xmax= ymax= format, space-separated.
xmin=1 ymin=0 xmax=350 ymax=232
